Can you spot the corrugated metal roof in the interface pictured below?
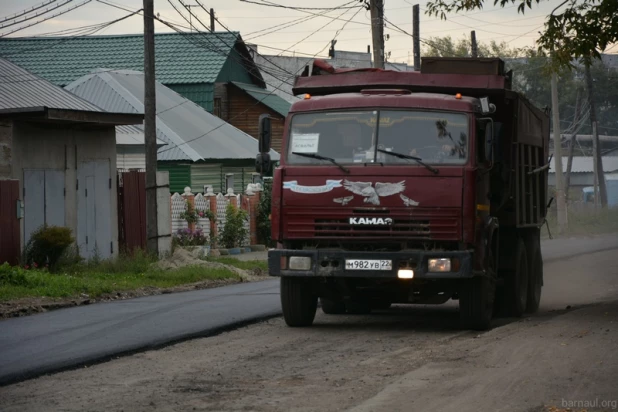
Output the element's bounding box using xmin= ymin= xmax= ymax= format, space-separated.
xmin=550 ymin=156 xmax=618 ymax=173
xmin=232 ymin=81 xmax=291 ymax=117
xmin=0 ymin=58 xmax=102 ymax=111
xmin=66 ymin=69 xmax=279 ymax=162
xmin=0 ymin=32 xmax=249 ymax=86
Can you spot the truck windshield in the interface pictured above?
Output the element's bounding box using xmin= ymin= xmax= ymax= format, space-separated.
xmin=287 ymin=110 xmax=468 ymax=165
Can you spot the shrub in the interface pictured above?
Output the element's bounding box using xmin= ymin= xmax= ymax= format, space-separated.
xmin=173 ymin=227 xmax=208 ymax=247
xmin=218 ymin=203 xmax=249 ymax=249
xmin=180 ymin=200 xmax=214 ymax=225
xmin=23 ymin=226 xmax=74 ymax=270
xmin=0 ymin=263 xmax=30 ymax=287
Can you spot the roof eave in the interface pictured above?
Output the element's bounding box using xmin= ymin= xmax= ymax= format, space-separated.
xmin=0 ymin=107 xmax=143 ymax=125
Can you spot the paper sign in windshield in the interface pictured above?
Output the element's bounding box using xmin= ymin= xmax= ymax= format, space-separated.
xmin=291 ymin=133 xmax=319 ymax=153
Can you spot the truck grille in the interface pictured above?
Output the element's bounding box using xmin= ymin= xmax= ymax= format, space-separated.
xmin=285 ymin=208 xmax=460 ymax=240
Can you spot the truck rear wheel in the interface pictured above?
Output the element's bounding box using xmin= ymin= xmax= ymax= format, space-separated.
xmin=281 ymin=277 xmax=318 ymax=327
xmin=525 ymin=236 xmax=543 ymax=313
xmin=502 ymin=238 xmax=529 ymax=317
xmin=320 ymin=297 xmax=346 ymax=314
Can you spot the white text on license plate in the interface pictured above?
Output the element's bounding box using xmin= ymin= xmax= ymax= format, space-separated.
xmin=345 ymin=259 xmax=392 ymax=271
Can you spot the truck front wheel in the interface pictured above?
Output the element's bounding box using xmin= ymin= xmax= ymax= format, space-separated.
xmin=502 ymin=238 xmax=529 ymax=317
xmin=281 ymin=277 xmax=318 ymax=327
xmin=459 ymin=275 xmax=495 ymax=330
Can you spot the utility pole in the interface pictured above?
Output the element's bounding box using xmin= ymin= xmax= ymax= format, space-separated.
xmin=210 ymin=8 xmax=215 ymax=31
xmin=412 ymin=4 xmax=420 ymax=71
xmin=144 ymin=0 xmax=159 ymax=255
xmin=584 ymin=62 xmax=608 ymax=208
xmin=551 ymin=72 xmax=568 ymax=234
xmin=470 ymin=30 xmax=478 ymax=58
xmin=565 ymin=89 xmax=581 ymax=201
xmin=370 ymin=0 xmax=385 ymax=69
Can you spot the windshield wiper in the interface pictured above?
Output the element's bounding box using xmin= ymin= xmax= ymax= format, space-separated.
xmin=292 ymin=152 xmax=350 ymax=174
xmin=377 ymin=149 xmax=439 ymax=174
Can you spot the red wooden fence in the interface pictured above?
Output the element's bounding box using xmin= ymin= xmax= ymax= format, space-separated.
xmin=117 ymin=171 xmax=146 ymax=252
xmin=0 ymin=180 xmax=20 ymax=265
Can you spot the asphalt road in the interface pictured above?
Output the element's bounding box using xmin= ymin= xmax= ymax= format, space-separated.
xmin=0 ymin=233 xmax=617 ymax=386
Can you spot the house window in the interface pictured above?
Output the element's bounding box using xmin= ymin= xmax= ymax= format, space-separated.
xmin=213 ymin=98 xmax=222 ymax=118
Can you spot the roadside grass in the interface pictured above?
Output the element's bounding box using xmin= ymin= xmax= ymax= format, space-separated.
xmin=206 ymin=257 xmax=268 ymax=272
xmin=544 ymin=207 xmax=618 ymax=238
xmin=0 ymin=250 xmax=241 ymax=301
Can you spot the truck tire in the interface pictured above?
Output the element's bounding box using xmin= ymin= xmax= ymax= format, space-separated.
xmin=502 ymin=237 xmax=529 ymax=317
xmin=281 ymin=277 xmax=318 ymax=327
xmin=459 ymin=275 xmax=494 ymax=331
xmin=320 ymin=297 xmax=346 ymax=314
xmin=525 ymin=235 xmax=543 ymax=313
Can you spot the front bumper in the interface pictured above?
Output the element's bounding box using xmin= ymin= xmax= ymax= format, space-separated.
xmin=268 ymin=249 xmax=474 ymax=279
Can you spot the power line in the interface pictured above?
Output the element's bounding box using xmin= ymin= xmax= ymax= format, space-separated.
xmin=1 ymin=0 xmax=93 ymax=38
xmin=237 ymin=0 xmax=360 ymax=11
xmin=0 ymin=0 xmax=72 ymax=29
xmin=0 ymin=0 xmax=58 ymax=25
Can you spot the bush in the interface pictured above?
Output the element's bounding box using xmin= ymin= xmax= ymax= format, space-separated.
xmin=218 ymin=203 xmax=249 ymax=249
xmin=257 ymin=178 xmax=272 ymax=246
xmin=23 ymin=226 xmax=74 ymax=270
xmin=0 ymin=263 xmax=30 ymax=287
xmin=173 ymin=227 xmax=208 ymax=247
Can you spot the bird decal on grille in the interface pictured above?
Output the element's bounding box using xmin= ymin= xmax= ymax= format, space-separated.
xmin=342 ymin=180 xmax=406 ymax=206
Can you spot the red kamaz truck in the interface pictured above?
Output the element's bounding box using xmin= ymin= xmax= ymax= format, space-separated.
xmin=255 ymin=57 xmax=550 ymax=330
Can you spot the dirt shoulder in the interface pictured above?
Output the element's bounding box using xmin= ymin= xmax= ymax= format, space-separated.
xmin=1 ymin=249 xmax=616 ymax=412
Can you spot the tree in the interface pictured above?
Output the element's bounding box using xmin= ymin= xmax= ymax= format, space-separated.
xmin=423 ymin=35 xmax=520 ymax=58
xmin=425 ymin=0 xmax=618 ymax=68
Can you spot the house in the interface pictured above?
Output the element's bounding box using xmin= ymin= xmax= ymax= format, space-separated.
xmin=549 ymin=156 xmax=618 ymax=188
xmin=0 ymin=32 xmax=291 ymax=152
xmin=0 ymin=58 xmax=143 ymax=263
xmin=65 ymin=69 xmax=279 ymax=194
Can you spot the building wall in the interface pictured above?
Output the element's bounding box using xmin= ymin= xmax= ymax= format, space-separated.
xmin=228 ymin=86 xmax=286 ymax=153
xmin=213 ymin=83 xmax=229 ymax=120
xmin=0 ymin=120 xmax=12 ymax=179
xmin=117 ymin=146 xmax=146 ymax=170
xmin=549 ymin=172 xmax=593 ymax=187
xmin=167 ymin=83 xmax=214 ymax=113
xmin=10 ymin=121 xmax=119 ymax=256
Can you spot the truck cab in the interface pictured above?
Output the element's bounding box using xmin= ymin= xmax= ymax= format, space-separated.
xmin=256 ymin=58 xmax=550 ymax=330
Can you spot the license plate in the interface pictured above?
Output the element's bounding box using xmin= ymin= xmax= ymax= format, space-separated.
xmin=345 ymin=259 xmax=392 ymax=271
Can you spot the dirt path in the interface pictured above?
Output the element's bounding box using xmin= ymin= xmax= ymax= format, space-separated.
xmin=1 ymin=250 xmax=617 ymax=412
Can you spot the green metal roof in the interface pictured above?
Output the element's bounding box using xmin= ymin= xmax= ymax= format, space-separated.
xmin=0 ymin=32 xmax=259 ymax=87
xmin=232 ymin=81 xmax=291 ymax=117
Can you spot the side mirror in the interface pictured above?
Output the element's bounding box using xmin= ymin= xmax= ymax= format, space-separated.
xmin=255 ymin=153 xmax=272 ymax=175
xmin=479 ymin=97 xmax=496 ymax=115
xmin=258 ymin=114 xmax=272 ymax=154
xmin=478 ymin=117 xmax=494 ymax=168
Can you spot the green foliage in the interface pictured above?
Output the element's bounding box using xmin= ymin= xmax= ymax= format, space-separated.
xmin=257 ymin=179 xmax=273 ymax=246
xmin=424 ymin=0 xmax=618 ymax=69
xmin=0 ymin=263 xmax=30 ymax=287
xmin=23 ymin=226 xmax=74 ymax=270
xmin=423 ymin=35 xmax=521 ymax=59
xmin=218 ymin=203 xmax=249 ymax=249
xmin=179 ymin=200 xmax=214 ymax=224
xmin=207 ymin=257 xmax=268 ymax=272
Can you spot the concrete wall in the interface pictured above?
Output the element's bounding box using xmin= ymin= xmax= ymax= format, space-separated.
xmin=549 ymin=172 xmax=593 ymax=187
xmin=10 ymin=121 xmax=119 ymax=256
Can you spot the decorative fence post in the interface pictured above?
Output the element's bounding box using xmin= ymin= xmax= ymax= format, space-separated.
xmin=181 ymin=187 xmax=196 ymax=231
xmin=204 ymin=187 xmax=217 ymax=245
xmin=245 ymin=183 xmax=263 ymax=246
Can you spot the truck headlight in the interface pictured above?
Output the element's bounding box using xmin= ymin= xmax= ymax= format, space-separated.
xmin=428 ymin=258 xmax=451 ymax=272
xmin=289 ymin=256 xmax=312 ymax=270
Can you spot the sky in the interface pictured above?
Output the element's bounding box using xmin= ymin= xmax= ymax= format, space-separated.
xmin=1 ymin=0 xmax=616 ymax=64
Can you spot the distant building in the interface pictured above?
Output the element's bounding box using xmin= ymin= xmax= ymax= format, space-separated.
xmin=66 ymin=69 xmax=279 ymax=194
